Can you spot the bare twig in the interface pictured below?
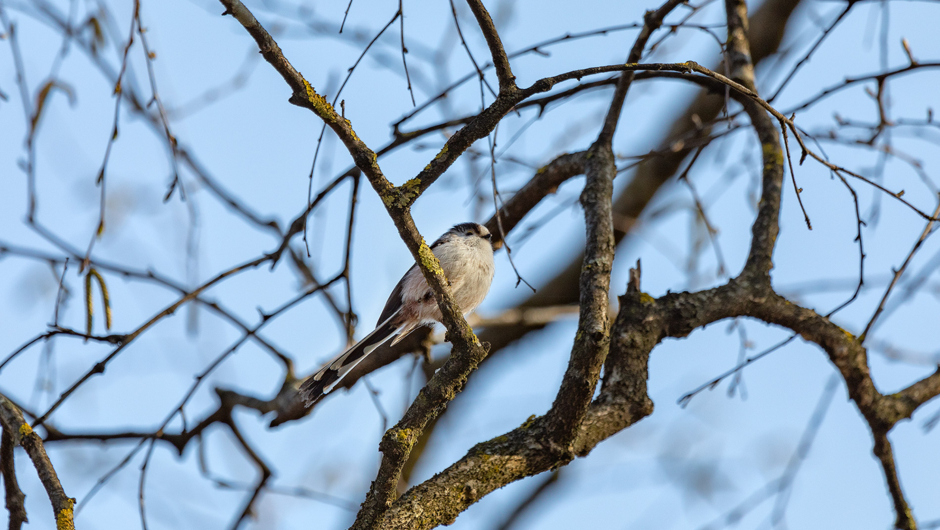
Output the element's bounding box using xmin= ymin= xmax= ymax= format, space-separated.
xmin=135 ymin=5 xmax=184 ymax=201
xmin=82 ymin=0 xmax=140 ymax=272
xmin=397 ymin=0 xmax=415 ymax=106
xmin=861 ymin=197 xmax=940 ymax=341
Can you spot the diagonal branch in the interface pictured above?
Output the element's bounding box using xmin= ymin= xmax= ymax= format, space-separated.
xmin=861 ymin=198 xmax=940 ymax=341
xmin=464 ymin=0 xmax=515 ymax=91
xmin=597 ymin=0 xmax=686 ymax=146
xmin=295 ymin=151 xmax=588 ymax=411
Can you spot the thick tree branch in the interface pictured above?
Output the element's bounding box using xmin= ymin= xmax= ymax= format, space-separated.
xmin=464 ymin=0 xmax=515 ymax=91
xmin=542 ymin=142 xmax=616 ymax=446
xmin=722 ymin=0 xmax=783 ymax=282
xmin=218 ymin=0 xmax=397 ymax=205
xmin=874 ymin=434 xmax=915 ymax=530
xmin=378 ymin=258 xmax=939 ymax=528
xmin=0 ymin=394 xmax=73 ymax=530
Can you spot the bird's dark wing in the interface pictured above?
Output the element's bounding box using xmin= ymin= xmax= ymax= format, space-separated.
xmin=376 ymin=267 xmax=411 ymax=326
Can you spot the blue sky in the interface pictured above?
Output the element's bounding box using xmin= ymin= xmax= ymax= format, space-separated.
xmin=1 ymin=0 xmax=940 ymax=528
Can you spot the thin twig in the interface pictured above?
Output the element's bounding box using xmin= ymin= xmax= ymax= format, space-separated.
xmin=33 ymin=255 xmax=271 ymax=427
xmin=860 ymin=196 xmax=940 ymax=341
xmin=781 ymin=118 xmax=812 ymax=229
xmin=82 ymin=0 xmax=140 ymax=272
xmin=768 ymin=4 xmax=853 ymax=102
xmin=135 ymin=5 xmax=184 ymax=202
xmin=339 ymin=0 xmax=355 ymax=33
xmin=678 ymin=335 xmax=798 ymax=407
xmin=489 ymin=125 xmax=535 ymax=291
xmin=678 ymin=146 xmax=728 ymax=278
xmin=398 ymin=0 xmax=415 ymax=106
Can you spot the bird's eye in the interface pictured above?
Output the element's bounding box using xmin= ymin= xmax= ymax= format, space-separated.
xmin=465 ymin=232 xmax=473 ymax=236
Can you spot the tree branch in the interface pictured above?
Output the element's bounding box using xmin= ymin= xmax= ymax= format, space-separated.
xmin=597 ymin=0 xmax=686 ymax=146
xmin=542 ymin=141 xmax=616 ymax=446
xmin=464 ymin=0 xmax=515 ymax=91
xmin=0 ymin=394 xmax=73 ymax=530
xmin=465 ymin=0 xmax=803 ymax=371
xmin=2 ymin=422 xmax=28 ymax=530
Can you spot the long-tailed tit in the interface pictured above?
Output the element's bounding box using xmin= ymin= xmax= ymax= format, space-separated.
xmin=300 ymin=222 xmax=495 ymax=407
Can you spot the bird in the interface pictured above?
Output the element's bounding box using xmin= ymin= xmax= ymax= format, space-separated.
xmin=299 ymin=222 xmax=496 ymax=407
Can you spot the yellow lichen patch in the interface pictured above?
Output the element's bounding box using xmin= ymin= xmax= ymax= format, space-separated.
xmin=520 ymin=415 xmax=537 ymax=430
xmin=395 ymin=428 xmax=412 ymax=444
xmin=345 ymin=120 xmax=360 ymax=142
xmin=639 ymin=293 xmax=656 ymax=304
xmin=56 ymin=500 xmax=75 ymax=530
xmin=839 ymin=327 xmax=856 ymax=341
xmin=397 ymin=178 xmax=421 ymax=207
xmin=433 ymin=145 xmax=449 ymax=161
xmin=19 ymin=423 xmax=32 ymax=437
xmin=302 ymin=78 xmax=315 ymax=99
xmin=302 ymin=79 xmax=335 ymax=121
xmin=418 ymin=243 xmax=446 ymax=278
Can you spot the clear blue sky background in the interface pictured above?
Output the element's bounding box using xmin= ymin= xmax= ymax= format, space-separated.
xmin=1 ymin=0 xmax=939 ymax=528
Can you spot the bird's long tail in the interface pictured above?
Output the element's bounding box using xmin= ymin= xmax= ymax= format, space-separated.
xmin=299 ymin=313 xmax=401 ymax=407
